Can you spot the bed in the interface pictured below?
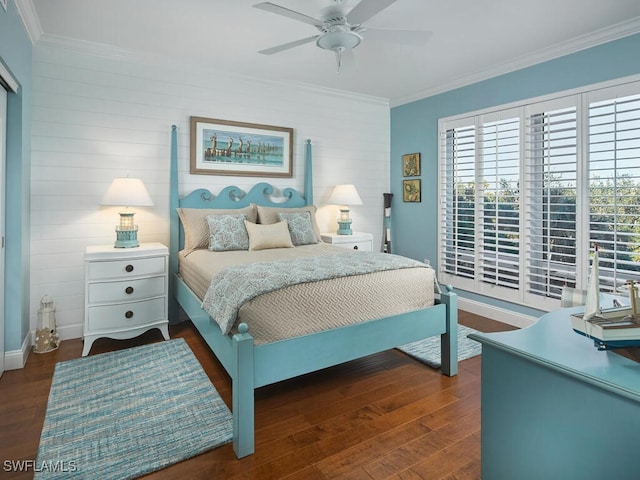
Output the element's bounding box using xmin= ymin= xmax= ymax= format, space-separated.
xmin=168 ymin=126 xmax=458 ymax=458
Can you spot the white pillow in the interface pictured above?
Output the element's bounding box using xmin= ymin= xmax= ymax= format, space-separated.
xmin=245 ymin=220 xmax=294 ymax=251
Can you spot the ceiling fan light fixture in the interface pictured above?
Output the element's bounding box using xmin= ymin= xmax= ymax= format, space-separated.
xmin=316 ymin=29 xmax=362 ymax=52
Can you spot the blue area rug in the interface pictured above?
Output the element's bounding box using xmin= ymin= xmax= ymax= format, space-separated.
xmin=35 ymin=338 xmax=233 ymax=480
xmin=398 ymin=324 xmax=483 ymax=368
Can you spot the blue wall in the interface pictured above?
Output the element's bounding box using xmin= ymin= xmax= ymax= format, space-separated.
xmin=390 ymin=33 xmax=640 ymax=315
xmin=1 ymin=0 xmax=32 ymax=352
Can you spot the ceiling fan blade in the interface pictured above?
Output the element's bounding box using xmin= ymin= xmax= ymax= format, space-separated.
xmin=253 ymin=2 xmax=324 ymax=27
xmin=258 ymin=35 xmax=320 ymax=55
xmin=364 ymin=28 xmax=432 ymax=45
xmin=346 ymin=0 xmax=398 ymax=25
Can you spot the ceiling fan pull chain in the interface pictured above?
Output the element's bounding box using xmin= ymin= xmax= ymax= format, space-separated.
xmin=335 ymin=47 xmax=344 ymax=73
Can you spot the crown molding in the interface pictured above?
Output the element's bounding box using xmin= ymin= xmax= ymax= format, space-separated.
xmin=37 ymin=33 xmax=138 ymax=60
xmin=391 ymin=16 xmax=640 ymax=108
xmin=14 ymin=0 xmax=42 ymax=45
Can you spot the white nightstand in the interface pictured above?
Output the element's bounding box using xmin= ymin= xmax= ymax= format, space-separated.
xmin=83 ymin=242 xmax=170 ymax=356
xmin=320 ymin=232 xmax=374 ymax=251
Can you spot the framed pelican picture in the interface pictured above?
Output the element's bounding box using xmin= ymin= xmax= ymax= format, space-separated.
xmin=190 ymin=116 xmax=293 ymax=177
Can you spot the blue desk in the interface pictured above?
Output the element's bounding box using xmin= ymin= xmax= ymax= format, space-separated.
xmin=469 ymin=308 xmax=640 ymax=480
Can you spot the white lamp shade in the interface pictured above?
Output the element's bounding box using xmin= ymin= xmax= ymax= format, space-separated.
xmin=101 ymin=178 xmax=154 ymax=207
xmin=328 ymin=184 xmax=363 ymax=206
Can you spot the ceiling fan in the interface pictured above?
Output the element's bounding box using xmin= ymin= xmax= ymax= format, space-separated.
xmin=254 ymin=0 xmax=431 ymax=72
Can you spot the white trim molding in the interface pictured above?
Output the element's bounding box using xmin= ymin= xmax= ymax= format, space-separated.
xmin=14 ymin=0 xmax=42 ymax=45
xmin=0 ymin=60 xmax=19 ymax=93
xmin=4 ymin=333 xmax=31 ymax=370
xmin=459 ymin=297 xmax=537 ymax=330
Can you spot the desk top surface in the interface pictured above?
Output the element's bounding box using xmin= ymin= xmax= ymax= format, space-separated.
xmin=469 ymin=304 xmax=640 ymax=402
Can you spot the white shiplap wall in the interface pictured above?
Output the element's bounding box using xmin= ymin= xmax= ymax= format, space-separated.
xmin=30 ymin=43 xmax=391 ymax=340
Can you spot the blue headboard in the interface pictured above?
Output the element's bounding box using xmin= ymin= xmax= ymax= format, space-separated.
xmin=168 ymin=125 xmax=313 ymax=320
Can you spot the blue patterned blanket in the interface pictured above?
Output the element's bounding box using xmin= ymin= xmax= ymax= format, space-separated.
xmin=201 ymin=252 xmax=425 ymax=335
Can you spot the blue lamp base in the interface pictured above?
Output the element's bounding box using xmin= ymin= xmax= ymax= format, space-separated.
xmin=114 ymin=228 xmax=139 ymax=248
xmin=114 ymin=212 xmax=140 ymax=248
xmin=337 ymin=207 xmax=353 ymax=235
xmin=336 ymin=220 xmax=353 ymax=235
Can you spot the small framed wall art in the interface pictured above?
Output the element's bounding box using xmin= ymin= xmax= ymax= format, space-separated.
xmin=402 ymin=152 xmax=421 ymax=177
xmin=403 ymin=179 xmax=421 ymax=202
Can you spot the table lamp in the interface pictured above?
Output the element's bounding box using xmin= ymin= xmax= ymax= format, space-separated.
xmin=101 ymin=177 xmax=154 ymax=248
xmin=328 ymin=184 xmax=363 ymax=235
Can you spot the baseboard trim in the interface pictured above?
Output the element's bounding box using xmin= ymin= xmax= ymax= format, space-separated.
xmin=4 ymin=333 xmax=31 ymax=371
xmin=458 ymin=297 xmax=537 ymax=329
xmin=55 ymin=323 xmax=83 ymax=341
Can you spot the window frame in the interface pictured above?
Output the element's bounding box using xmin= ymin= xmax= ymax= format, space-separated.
xmin=437 ymin=75 xmax=640 ymax=311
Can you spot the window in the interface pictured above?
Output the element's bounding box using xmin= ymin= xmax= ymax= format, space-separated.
xmin=588 ymin=91 xmax=640 ymax=290
xmin=439 ymin=80 xmax=640 ymax=310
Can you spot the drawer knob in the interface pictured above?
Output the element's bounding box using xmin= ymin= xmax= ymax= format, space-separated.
xmin=125 ymin=286 xmax=134 ymax=295
xmin=125 ymin=310 xmax=134 ymax=319
xmin=125 ymin=264 xmax=134 ymax=273
xmin=353 ymin=245 xmax=359 ymax=250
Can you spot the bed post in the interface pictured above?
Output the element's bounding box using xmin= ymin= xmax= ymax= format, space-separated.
xmin=232 ymin=323 xmax=255 ymax=458
xmin=440 ymin=285 xmax=458 ymax=376
xmin=304 ymin=138 xmax=313 ymax=206
xmin=168 ymin=125 xmax=179 ymax=322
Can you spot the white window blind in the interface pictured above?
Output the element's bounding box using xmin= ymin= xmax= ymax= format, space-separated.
xmin=440 ymin=124 xmax=476 ymax=280
xmin=438 ymin=78 xmax=640 ymax=311
xmin=524 ymin=105 xmax=578 ymax=300
xmin=588 ymin=92 xmax=640 ymax=291
xmin=479 ymin=117 xmax=521 ymax=289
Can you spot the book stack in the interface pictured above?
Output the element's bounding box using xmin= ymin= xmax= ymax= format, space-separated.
xmin=571 ymin=308 xmax=640 ymax=350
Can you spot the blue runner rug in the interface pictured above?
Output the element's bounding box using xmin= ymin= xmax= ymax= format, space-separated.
xmin=35 ymin=338 xmax=232 ymax=479
xmin=398 ymin=324 xmax=483 ymax=368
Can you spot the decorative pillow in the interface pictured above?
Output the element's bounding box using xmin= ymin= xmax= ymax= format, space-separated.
xmin=177 ymin=205 xmax=257 ymax=252
xmin=206 ymin=214 xmax=249 ymax=252
xmin=245 ymin=220 xmax=294 ymax=251
xmin=278 ymin=211 xmax=319 ymax=246
xmin=256 ymin=205 xmax=321 ymax=241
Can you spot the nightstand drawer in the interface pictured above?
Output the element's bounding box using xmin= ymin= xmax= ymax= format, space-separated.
xmin=320 ymin=232 xmax=374 ymax=252
xmin=88 ymin=256 xmax=166 ymax=280
xmin=331 ymin=240 xmax=372 ymax=251
xmin=88 ymin=276 xmax=165 ymax=304
xmin=87 ymin=297 xmax=166 ymax=331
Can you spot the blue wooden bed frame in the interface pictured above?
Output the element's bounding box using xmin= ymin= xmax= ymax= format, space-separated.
xmin=168 ymin=125 xmax=458 ymax=458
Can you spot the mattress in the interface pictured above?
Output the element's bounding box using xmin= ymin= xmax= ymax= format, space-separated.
xmin=179 ymin=243 xmax=435 ymax=344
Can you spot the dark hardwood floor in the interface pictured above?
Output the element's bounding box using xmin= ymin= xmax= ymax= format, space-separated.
xmin=0 ymin=311 xmax=516 ymax=479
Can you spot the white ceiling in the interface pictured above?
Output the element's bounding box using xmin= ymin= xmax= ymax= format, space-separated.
xmin=23 ymin=0 xmax=640 ymax=106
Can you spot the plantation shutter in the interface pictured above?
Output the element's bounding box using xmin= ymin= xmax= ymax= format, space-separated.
xmin=438 ymin=79 xmax=640 ymax=310
xmin=478 ymin=115 xmax=521 ymax=289
xmin=524 ymin=101 xmax=578 ymax=300
xmin=588 ymin=91 xmax=640 ymax=291
xmin=440 ymin=123 xmax=476 ymax=280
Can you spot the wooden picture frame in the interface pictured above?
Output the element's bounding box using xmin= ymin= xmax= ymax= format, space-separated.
xmin=403 ymin=179 xmax=421 ymax=202
xmin=402 ymin=153 xmax=421 ymax=177
xmin=190 ymin=116 xmax=293 ymax=177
